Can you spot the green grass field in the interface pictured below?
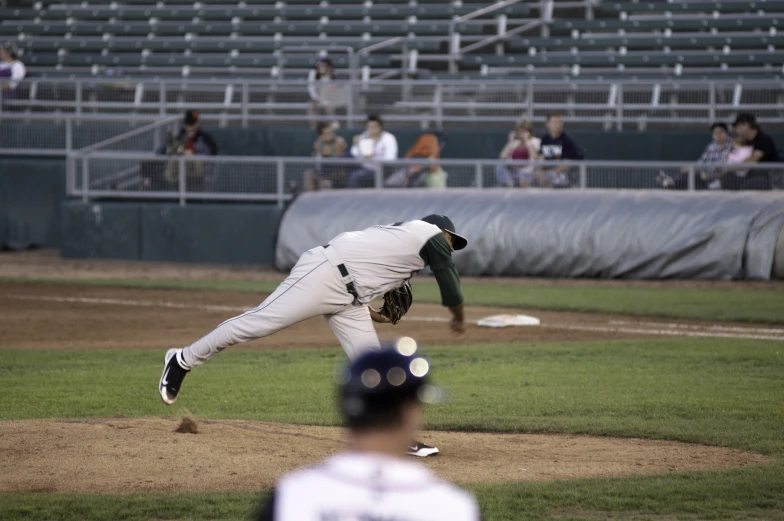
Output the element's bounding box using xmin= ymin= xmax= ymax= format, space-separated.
xmin=1 ymin=278 xmax=783 ymax=521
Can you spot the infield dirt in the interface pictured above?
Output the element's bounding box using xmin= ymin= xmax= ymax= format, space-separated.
xmin=0 ymin=417 xmax=771 ymax=494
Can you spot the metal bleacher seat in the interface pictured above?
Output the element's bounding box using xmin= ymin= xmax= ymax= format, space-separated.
xmin=465 ymin=50 xmax=784 ymax=68
xmin=599 ymin=1 xmax=784 ymax=15
xmin=35 ymin=3 xmax=527 ymax=21
xmin=551 ymin=15 xmax=783 ymax=34
xmin=509 ymin=33 xmax=784 ymax=52
xmin=6 ymin=0 xmax=784 ymax=82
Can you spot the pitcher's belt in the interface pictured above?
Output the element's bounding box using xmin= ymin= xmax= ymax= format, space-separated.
xmin=322 ymin=244 xmax=359 ymax=300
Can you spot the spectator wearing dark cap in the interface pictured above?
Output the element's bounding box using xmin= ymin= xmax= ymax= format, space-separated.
xmin=0 ymin=42 xmax=26 ymax=99
xmin=156 ymin=110 xmax=218 ymax=191
xmin=254 ymin=338 xmax=479 ymax=521
xmin=724 ymin=113 xmax=780 ymax=190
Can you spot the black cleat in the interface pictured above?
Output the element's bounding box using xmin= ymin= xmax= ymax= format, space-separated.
xmin=159 ymin=348 xmax=190 ymax=405
xmin=407 ymin=441 xmax=439 ymax=457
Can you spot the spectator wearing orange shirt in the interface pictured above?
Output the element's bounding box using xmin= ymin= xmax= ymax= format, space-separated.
xmin=384 ymin=132 xmax=447 ymax=188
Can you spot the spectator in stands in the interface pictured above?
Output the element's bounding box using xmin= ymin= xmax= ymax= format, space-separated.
xmin=385 ymin=131 xmax=447 ymax=188
xmin=721 ymin=134 xmax=756 ymax=181
xmin=303 ymin=121 xmax=349 ymax=191
xmin=307 ymin=58 xmax=336 ymax=127
xmin=724 ymin=113 xmax=780 ymax=190
xmin=495 ymin=119 xmax=541 ymax=187
xmin=657 ymin=122 xmax=732 ymax=190
xmin=536 ymin=112 xmax=583 ymax=187
xmin=0 ymin=42 xmax=26 ymax=100
xmin=348 ymin=114 xmax=398 ymax=188
xmin=155 ymin=110 xmax=218 ymax=191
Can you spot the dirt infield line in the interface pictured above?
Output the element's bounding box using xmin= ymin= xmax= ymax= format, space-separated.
xmin=7 ymin=294 xmax=784 ymax=342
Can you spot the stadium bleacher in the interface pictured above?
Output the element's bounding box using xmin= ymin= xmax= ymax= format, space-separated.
xmin=2 ymin=0 xmax=783 ymax=81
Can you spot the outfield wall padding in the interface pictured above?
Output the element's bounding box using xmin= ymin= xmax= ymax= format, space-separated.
xmin=61 ymin=201 xmax=141 ymax=260
xmin=0 ymin=158 xmax=66 ymax=248
xmin=275 ymin=190 xmax=784 ymax=280
xmin=61 ymin=202 xmax=282 ymax=265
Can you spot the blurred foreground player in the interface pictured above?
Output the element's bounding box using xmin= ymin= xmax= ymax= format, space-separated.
xmin=255 ymin=338 xmax=480 ymax=521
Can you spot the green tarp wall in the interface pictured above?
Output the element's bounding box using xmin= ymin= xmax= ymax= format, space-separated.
xmin=0 ymin=157 xmax=65 ymax=248
xmin=60 ymin=201 xmax=282 ymax=265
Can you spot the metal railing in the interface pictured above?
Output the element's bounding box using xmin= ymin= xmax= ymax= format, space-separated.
xmin=4 ymin=78 xmax=783 ymax=129
xmin=0 ymin=113 xmax=178 ymax=156
xmin=66 ymin=153 xmax=784 ymax=207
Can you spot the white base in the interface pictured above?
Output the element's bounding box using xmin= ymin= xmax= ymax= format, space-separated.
xmin=476 ymin=314 xmax=541 ymax=328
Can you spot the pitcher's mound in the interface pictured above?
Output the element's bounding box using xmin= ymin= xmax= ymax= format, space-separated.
xmin=0 ymin=417 xmax=770 ymax=494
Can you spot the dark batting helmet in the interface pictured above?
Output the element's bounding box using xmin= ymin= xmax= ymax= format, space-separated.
xmin=337 ymin=338 xmax=438 ymax=430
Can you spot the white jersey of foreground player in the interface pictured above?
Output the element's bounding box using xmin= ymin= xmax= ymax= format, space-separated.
xmin=257 ymin=452 xmax=480 ymax=521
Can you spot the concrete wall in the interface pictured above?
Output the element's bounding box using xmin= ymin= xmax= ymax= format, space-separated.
xmin=61 ymin=201 xmax=282 ymax=266
xmin=0 ymin=158 xmax=65 ymax=248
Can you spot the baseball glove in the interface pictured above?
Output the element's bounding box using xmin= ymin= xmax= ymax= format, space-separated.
xmin=379 ymin=282 xmax=413 ymax=325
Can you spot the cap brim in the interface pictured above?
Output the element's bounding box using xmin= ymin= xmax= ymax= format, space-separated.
xmin=447 ymin=231 xmax=468 ymax=251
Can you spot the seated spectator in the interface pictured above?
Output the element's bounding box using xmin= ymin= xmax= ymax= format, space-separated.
xmin=303 ymin=121 xmax=349 ymax=191
xmin=0 ymin=42 xmax=26 ymax=103
xmin=535 ymin=113 xmax=583 ymax=187
xmin=152 ymin=110 xmax=218 ymax=191
xmin=307 ymin=58 xmax=335 ymax=128
xmin=495 ymin=119 xmax=541 ymax=187
xmin=658 ymin=122 xmax=732 ymax=190
xmin=385 ymin=132 xmax=446 ymax=188
xmin=723 ymin=113 xmax=780 ymax=190
xmin=721 ymin=135 xmax=755 ymax=181
xmin=348 ymin=114 xmax=398 ymax=189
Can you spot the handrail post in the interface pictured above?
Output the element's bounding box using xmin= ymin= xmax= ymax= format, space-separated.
xmin=178 ymin=157 xmax=186 ymax=206
xmin=347 ymin=80 xmax=355 ymax=128
xmin=435 ymin=84 xmax=443 ymax=128
xmin=374 ymin=161 xmax=383 ymax=189
xmin=687 ymin=164 xmax=696 ymax=192
xmin=475 ymin=163 xmax=483 ymax=188
xmin=348 ymin=47 xmax=358 ymax=83
xmin=276 ymin=159 xmax=285 ymax=207
xmin=81 ymin=155 xmax=89 ymax=202
xmin=579 ymin=162 xmax=588 ymax=189
xmin=65 ymin=117 xmax=73 ymax=153
xmin=708 ymin=81 xmax=716 ymax=122
xmin=616 ymin=83 xmax=624 ymax=131
xmin=241 ymin=82 xmax=249 ymax=128
xmin=159 ymin=82 xmax=166 ymax=116
xmin=527 ymin=81 xmax=534 ymax=120
xmin=75 ymin=80 xmax=83 ymax=116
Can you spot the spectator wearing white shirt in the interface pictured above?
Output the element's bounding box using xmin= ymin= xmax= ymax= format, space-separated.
xmin=0 ymin=42 xmax=26 ymax=100
xmin=348 ymin=114 xmax=399 ymax=188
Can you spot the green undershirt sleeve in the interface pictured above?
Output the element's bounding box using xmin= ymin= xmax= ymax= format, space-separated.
xmin=419 ymin=233 xmax=464 ymax=308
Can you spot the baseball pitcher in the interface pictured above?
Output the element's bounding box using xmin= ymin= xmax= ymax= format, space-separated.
xmin=159 ymin=214 xmax=467 ymax=456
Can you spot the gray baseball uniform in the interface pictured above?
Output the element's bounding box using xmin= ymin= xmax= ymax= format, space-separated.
xmin=179 ymin=220 xmax=463 ymax=368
